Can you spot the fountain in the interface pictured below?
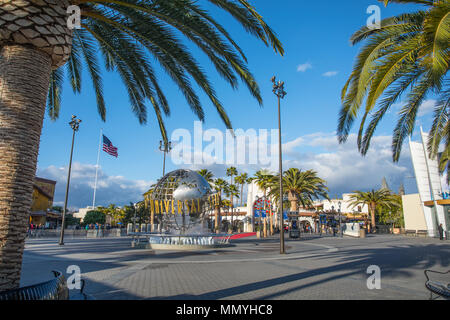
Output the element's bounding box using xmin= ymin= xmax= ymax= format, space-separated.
xmin=130 ymin=169 xmax=232 ymax=250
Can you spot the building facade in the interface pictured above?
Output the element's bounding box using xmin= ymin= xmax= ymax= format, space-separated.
xmin=408 ymin=129 xmax=449 ymax=237
xmin=30 ymin=177 xmax=60 ymax=226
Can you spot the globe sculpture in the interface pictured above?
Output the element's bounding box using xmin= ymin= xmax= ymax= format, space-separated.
xmin=138 ymin=169 xmax=231 ymax=250
xmin=150 ymin=169 xmax=212 ymax=234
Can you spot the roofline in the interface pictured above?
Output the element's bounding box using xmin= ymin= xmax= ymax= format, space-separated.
xmin=35 ymin=177 xmax=57 ymax=185
xmin=33 ymin=184 xmax=54 ymax=201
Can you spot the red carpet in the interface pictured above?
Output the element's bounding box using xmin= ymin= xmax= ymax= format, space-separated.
xmin=229 ymin=232 xmax=256 ymax=240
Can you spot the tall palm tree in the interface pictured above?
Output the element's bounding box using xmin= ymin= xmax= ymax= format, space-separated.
xmin=269 ymin=168 xmax=329 ymax=212
xmin=224 ymin=183 xmax=239 ymax=232
xmin=235 ymin=172 xmax=248 ymax=206
xmin=338 ymin=0 xmax=449 ymax=170
xmin=348 ymin=189 xmax=399 ymax=233
xmin=253 ymin=169 xmax=274 ymax=236
xmin=197 ymin=169 xmax=214 ymax=186
xmin=213 ymin=178 xmax=229 ymax=200
xmin=226 ymin=167 xmax=238 ymax=207
xmin=0 ymin=0 xmax=283 ymax=290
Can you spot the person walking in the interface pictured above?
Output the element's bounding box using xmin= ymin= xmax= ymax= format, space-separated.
xmin=438 ymin=224 xmax=444 ymax=240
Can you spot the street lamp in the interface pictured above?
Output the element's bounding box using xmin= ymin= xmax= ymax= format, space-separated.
xmin=59 ymin=115 xmax=82 ymax=246
xmin=159 ymin=140 xmax=172 ymax=176
xmin=133 ymin=202 xmax=138 ymax=232
xmin=272 ymin=76 xmax=287 ymax=254
xmin=338 ymin=201 xmax=342 ymax=237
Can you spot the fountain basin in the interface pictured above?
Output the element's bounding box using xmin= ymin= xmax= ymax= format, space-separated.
xmin=130 ymin=234 xmax=233 ymax=251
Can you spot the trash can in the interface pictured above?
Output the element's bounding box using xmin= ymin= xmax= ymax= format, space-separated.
xmin=359 ymin=229 xmax=366 ymax=238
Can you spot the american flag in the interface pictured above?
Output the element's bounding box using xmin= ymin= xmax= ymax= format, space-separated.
xmin=103 ymin=135 xmax=118 ymax=158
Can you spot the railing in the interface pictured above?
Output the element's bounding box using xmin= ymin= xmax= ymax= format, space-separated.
xmin=26 ymin=228 xmax=126 ymax=239
xmin=424 ymin=270 xmax=450 ymax=300
xmin=0 ymin=271 xmax=68 ymax=300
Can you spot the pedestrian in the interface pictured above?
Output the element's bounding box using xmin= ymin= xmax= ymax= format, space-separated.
xmin=438 ymin=224 xmax=444 ymax=240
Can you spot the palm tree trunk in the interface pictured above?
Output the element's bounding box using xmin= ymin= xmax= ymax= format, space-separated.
xmin=0 ymin=45 xmax=51 ymax=290
xmin=240 ymin=184 xmax=243 ymax=207
xmin=370 ymin=203 xmax=376 ymax=233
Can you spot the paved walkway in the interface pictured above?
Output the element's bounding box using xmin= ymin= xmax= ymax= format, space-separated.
xmin=20 ymin=234 xmax=449 ymax=300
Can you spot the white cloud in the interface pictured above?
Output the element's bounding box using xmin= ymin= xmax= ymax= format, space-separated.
xmin=388 ymin=99 xmax=436 ymax=117
xmin=323 ymin=71 xmax=338 ymax=77
xmin=176 ymin=131 xmax=417 ymax=198
xmin=297 ymin=63 xmax=312 ymax=72
xmin=36 ymin=163 xmax=153 ymax=210
xmin=418 ymin=99 xmax=437 ymax=117
xmin=281 ymin=132 xmax=415 ymax=196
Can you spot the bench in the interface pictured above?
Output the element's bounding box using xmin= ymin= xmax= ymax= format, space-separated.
xmin=424 ymin=270 xmax=450 ymax=300
xmin=405 ymin=230 xmax=416 ymax=236
xmin=0 ymin=270 xmax=68 ymax=300
xmin=0 ymin=270 xmax=92 ymax=300
xmin=417 ymin=230 xmax=428 ymax=237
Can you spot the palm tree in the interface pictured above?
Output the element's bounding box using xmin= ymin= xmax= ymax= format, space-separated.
xmin=377 ymin=193 xmax=404 ymax=231
xmin=0 ymin=1 xmax=283 ymax=290
xmin=197 ymin=169 xmax=214 ymax=186
xmin=267 ymin=169 xmax=328 ymax=234
xmin=253 ymin=169 xmax=274 ymax=236
xmin=213 ymin=178 xmax=228 ymax=198
xmin=348 ymin=189 xmax=399 ymax=233
xmin=235 ymin=172 xmax=248 ymax=206
xmin=226 ymin=167 xmax=238 ymax=207
xmin=270 ymin=168 xmax=329 ymax=213
xmin=338 ymin=0 xmax=449 ymax=170
xmin=224 ymin=184 xmax=239 ymax=232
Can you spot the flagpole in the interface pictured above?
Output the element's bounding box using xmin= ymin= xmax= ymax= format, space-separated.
xmin=92 ymin=128 xmax=103 ymax=209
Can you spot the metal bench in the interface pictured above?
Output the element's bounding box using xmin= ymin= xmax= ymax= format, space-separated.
xmin=424 ymin=270 xmax=450 ymax=300
xmin=405 ymin=229 xmax=416 ymax=236
xmin=417 ymin=230 xmax=428 ymax=237
xmin=0 ymin=271 xmax=68 ymax=300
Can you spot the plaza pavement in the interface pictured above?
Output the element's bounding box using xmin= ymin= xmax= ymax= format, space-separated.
xmin=20 ymin=234 xmax=449 ymax=300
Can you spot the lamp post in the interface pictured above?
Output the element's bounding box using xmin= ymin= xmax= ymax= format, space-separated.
xmin=272 ymin=76 xmax=287 ymax=254
xmin=133 ymin=202 xmax=138 ymax=233
xmin=159 ymin=140 xmax=172 ymax=176
xmin=338 ymin=201 xmax=342 ymax=237
xmin=59 ymin=115 xmax=82 ymax=246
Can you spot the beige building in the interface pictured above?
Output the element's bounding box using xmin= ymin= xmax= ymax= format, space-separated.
xmin=401 ymin=194 xmax=428 ymax=231
xmin=73 ymin=206 xmax=95 ymax=222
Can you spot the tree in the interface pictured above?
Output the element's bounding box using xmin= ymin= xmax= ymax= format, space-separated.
xmin=338 ymin=0 xmax=449 ymax=174
xmin=252 ymin=170 xmax=274 ymax=236
xmin=51 ymin=206 xmax=63 ymax=213
xmin=0 ymin=1 xmax=283 ymax=290
xmin=269 ymin=168 xmax=329 ymax=212
xmin=226 ymin=167 xmax=238 ymax=207
xmin=197 ymin=169 xmax=214 ymax=186
xmin=235 ymin=172 xmax=248 ymax=206
xmin=348 ymin=189 xmax=399 ymax=233
xmin=98 ymin=204 xmax=125 ymax=226
xmin=83 ymin=210 xmax=106 ymax=225
xmin=213 ymin=179 xmax=228 ymax=200
xmin=64 ymin=214 xmax=81 ymax=228
xmin=377 ymin=194 xmax=404 ymax=229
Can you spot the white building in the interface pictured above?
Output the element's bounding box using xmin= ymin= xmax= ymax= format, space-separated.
xmin=313 ymin=194 xmax=369 ymax=215
xmin=72 ymin=206 xmax=95 ymax=222
xmin=406 ymin=129 xmax=449 ymax=237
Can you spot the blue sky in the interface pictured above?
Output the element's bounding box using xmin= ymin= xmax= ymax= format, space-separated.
xmin=36 ymin=0 xmax=440 ymax=209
